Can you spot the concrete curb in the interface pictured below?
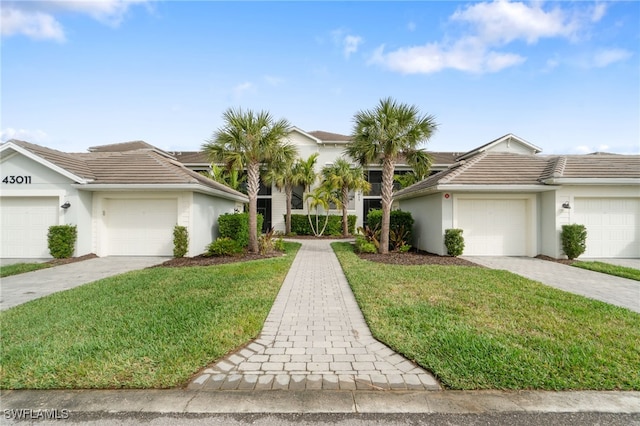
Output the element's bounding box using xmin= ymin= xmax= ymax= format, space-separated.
xmin=2 ymin=390 xmax=639 ymax=414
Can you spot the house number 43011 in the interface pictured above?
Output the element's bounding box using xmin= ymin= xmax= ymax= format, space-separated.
xmin=2 ymin=175 xmax=32 ymax=184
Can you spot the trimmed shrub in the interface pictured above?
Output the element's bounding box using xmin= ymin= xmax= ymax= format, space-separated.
xmin=289 ymin=214 xmax=356 ymax=236
xmin=206 ymin=237 xmax=244 ymax=257
xmin=47 ymin=225 xmax=77 ymax=259
xmin=561 ymin=224 xmax=587 ymax=260
xmin=354 ymin=236 xmax=377 ymax=254
xmin=444 ymin=228 xmax=465 ymax=257
xmin=218 ymin=213 xmax=263 ymax=248
xmin=173 ymin=225 xmax=189 ymax=258
xmin=367 ymin=209 xmax=414 ymax=249
xmin=274 ymin=237 xmax=286 ymax=252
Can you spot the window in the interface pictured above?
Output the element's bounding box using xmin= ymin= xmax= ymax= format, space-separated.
xmin=292 ymin=185 xmax=304 ymax=209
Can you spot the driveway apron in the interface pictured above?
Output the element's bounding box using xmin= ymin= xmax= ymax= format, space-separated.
xmin=463 ymin=256 xmax=640 ymax=313
xmin=0 ymin=257 xmax=167 ymax=311
xmin=189 ymin=239 xmax=441 ymax=391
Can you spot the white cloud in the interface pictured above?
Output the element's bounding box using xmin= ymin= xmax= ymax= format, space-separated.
xmin=451 ymin=0 xmax=577 ymax=45
xmin=1 ymin=128 xmax=51 ymax=144
xmin=264 ymin=75 xmax=284 ymax=86
xmin=370 ymin=0 xmax=611 ymax=75
xmin=233 ymin=82 xmax=253 ymax=97
xmin=343 ymin=35 xmax=363 ymax=58
xmin=590 ymin=2 xmax=607 ymax=23
xmin=1 ymin=0 xmax=154 ymax=41
xmin=370 ymin=37 xmax=525 ymax=74
xmin=1 ymin=7 xmax=65 ymax=41
xmin=592 ymin=48 xmax=632 ymax=68
xmin=331 ymin=29 xmax=364 ymax=59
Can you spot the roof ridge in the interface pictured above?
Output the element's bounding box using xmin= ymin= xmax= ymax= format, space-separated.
xmin=551 ymin=156 xmax=567 ymax=178
xmin=439 ymin=151 xmax=487 ymax=184
xmin=146 ymin=151 xmax=199 ymax=183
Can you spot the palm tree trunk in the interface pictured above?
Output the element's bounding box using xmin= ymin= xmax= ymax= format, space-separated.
xmin=380 ymin=157 xmax=395 ymax=254
xmin=246 ymin=161 xmax=260 ymax=253
xmin=342 ymin=185 xmax=349 ymax=237
xmin=285 ymin=183 xmax=293 ymax=235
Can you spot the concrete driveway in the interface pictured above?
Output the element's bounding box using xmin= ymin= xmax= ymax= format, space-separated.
xmin=0 ymin=257 xmax=167 ymax=311
xmin=463 ymin=256 xmax=640 ymax=313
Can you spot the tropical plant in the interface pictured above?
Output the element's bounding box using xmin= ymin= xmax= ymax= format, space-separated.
xmin=321 ymin=158 xmax=371 ymax=237
xmin=305 ymin=185 xmax=338 ymax=237
xmin=264 ymin=153 xmax=319 ymax=235
xmin=203 ymin=108 xmax=297 ymax=253
xmin=199 ymin=164 xmax=247 ymax=193
xmin=346 ymin=97 xmax=437 ymax=253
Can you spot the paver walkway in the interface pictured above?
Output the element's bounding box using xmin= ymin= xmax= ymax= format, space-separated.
xmin=189 ymin=239 xmax=441 ymax=391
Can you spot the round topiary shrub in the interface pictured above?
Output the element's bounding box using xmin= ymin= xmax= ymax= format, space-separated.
xmin=444 ymin=228 xmax=465 ymax=257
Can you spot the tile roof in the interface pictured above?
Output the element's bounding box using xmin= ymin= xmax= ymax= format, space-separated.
xmin=560 ymin=154 xmax=640 ymax=179
xmin=7 ymin=140 xmax=95 ymax=179
xmin=395 ymin=152 xmax=640 ymax=199
xmin=172 ymin=151 xmax=210 ymax=164
xmin=307 ymin=130 xmax=352 ymax=142
xmin=88 ymin=141 xmax=158 ymax=153
xmin=5 ymin=140 xmax=246 ymax=198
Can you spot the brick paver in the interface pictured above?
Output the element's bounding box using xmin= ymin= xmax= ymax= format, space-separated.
xmin=189 ymin=239 xmax=441 ymax=391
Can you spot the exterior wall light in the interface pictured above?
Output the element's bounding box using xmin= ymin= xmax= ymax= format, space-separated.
xmin=562 ymin=202 xmax=571 ymax=209
xmin=61 ymin=202 xmax=71 ymax=209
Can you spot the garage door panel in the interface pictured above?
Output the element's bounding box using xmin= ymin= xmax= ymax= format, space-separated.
xmin=574 ymin=198 xmax=639 ymax=258
xmin=106 ymin=199 xmax=177 ymax=256
xmin=1 ymin=197 xmax=58 ymax=258
xmin=457 ymin=199 xmax=527 ymax=256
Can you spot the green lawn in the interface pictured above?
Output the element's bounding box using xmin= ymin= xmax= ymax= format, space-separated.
xmin=573 ymin=261 xmax=640 ymax=281
xmin=332 ymin=242 xmax=640 ymax=391
xmin=0 ymin=243 xmax=300 ymax=389
xmin=0 ymin=262 xmax=51 ymax=278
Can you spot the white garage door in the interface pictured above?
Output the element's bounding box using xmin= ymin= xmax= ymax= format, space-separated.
xmin=573 ymin=198 xmax=639 ymax=258
xmin=0 ymin=197 xmax=58 ymax=258
xmin=457 ymin=199 xmax=528 ymax=256
xmin=106 ymin=199 xmax=177 ymax=256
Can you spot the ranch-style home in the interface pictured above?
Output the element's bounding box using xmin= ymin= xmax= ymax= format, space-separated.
xmin=1 ymin=131 xmax=638 ymax=259
xmin=0 ymin=140 xmax=247 ymax=258
xmin=395 ymin=134 xmax=640 ymax=259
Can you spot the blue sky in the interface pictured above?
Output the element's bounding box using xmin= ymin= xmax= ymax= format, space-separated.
xmin=2 ymin=1 xmax=639 ymax=155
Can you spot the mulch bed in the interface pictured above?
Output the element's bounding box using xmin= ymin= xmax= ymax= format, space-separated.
xmin=46 ymin=253 xmax=98 ymax=266
xmin=356 ymin=250 xmax=481 ymax=266
xmin=157 ymin=252 xmax=284 ymax=268
xmin=535 ymin=254 xmax=575 ymax=265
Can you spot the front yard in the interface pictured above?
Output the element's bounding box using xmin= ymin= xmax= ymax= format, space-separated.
xmin=333 ymin=242 xmax=640 ymax=390
xmin=0 ymin=243 xmax=300 ymax=389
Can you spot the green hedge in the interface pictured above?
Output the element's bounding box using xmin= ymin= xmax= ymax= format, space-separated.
xmin=288 ymin=214 xmax=357 ymax=236
xmin=47 ymin=225 xmax=77 ymax=259
xmin=561 ymin=224 xmax=587 ymax=260
xmin=444 ymin=228 xmax=465 ymax=257
xmin=173 ymin=225 xmax=188 ymax=258
xmin=218 ymin=213 xmax=263 ymax=248
xmin=366 ymin=209 xmax=414 ymax=248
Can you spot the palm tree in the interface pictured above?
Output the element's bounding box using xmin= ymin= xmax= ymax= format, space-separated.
xmin=321 ymin=158 xmax=371 ymax=237
xmin=305 ymin=185 xmax=338 ymax=237
xmin=200 ymin=164 xmax=247 ymax=193
xmin=346 ymin=97 xmax=437 ymax=254
xmin=263 ymin=153 xmax=319 ymax=235
xmin=203 ymin=108 xmax=297 ymax=253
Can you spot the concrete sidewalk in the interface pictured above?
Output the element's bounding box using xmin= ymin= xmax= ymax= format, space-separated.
xmin=188 ymin=239 xmax=440 ymax=391
xmin=1 ymin=389 xmax=639 ymax=415
xmin=463 ymin=256 xmax=640 ymax=313
xmin=0 ymin=256 xmax=167 ymax=311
